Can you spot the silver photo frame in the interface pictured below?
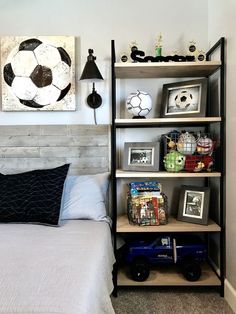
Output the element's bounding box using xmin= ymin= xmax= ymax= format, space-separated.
xmin=123 ymin=142 xmax=160 ymax=171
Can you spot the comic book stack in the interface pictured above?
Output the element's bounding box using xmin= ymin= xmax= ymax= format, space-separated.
xmin=127 ymin=181 xmax=168 ymax=226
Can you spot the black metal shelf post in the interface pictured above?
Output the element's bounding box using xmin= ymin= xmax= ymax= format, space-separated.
xmin=111 ymin=39 xmax=118 ymax=296
xmin=206 ymin=37 xmax=225 ymax=297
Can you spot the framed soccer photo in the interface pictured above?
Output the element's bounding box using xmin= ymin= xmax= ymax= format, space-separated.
xmin=123 ymin=142 xmax=160 ymax=171
xmin=160 ymin=78 xmax=207 ymax=118
xmin=177 ymin=185 xmax=210 ymax=225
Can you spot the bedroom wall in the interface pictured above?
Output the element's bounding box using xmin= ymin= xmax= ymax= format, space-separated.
xmin=0 ymin=0 xmax=208 ymax=125
xmin=208 ymin=0 xmax=236 ymax=311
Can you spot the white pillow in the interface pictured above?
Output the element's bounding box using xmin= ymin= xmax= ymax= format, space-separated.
xmin=61 ymin=173 xmax=111 ymax=223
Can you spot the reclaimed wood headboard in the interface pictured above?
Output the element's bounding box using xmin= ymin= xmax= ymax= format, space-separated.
xmin=0 ymin=125 xmax=110 ymax=175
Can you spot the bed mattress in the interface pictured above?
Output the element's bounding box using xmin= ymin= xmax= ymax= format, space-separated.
xmin=0 ymin=220 xmax=115 ymax=314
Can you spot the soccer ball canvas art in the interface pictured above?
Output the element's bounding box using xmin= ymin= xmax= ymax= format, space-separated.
xmin=126 ymin=90 xmax=152 ymax=118
xmin=1 ymin=36 xmax=75 ymax=111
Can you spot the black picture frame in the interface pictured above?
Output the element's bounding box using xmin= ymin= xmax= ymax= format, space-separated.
xmin=123 ymin=142 xmax=160 ymax=171
xmin=177 ymin=185 xmax=210 ymax=225
xmin=161 ymin=78 xmax=207 ymax=118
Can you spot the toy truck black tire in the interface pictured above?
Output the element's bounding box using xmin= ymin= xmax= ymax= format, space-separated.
xmin=130 ymin=256 xmax=150 ymax=282
xmin=182 ymin=260 xmax=202 ymax=281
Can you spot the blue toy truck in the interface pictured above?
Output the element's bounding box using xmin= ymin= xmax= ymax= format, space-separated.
xmin=124 ymin=234 xmax=207 ymax=282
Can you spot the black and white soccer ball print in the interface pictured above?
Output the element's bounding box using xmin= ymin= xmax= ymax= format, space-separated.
xmin=126 ymin=90 xmax=152 ymax=117
xmin=3 ymin=38 xmax=72 ymax=108
xmin=174 ymin=90 xmax=193 ymax=109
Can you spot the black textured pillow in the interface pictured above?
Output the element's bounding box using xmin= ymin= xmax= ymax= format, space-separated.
xmin=0 ymin=164 xmax=70 ymax=226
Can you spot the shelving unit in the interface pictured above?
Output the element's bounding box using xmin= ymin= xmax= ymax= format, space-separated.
xmin=111 ymin=38 xmax=225 ymax=296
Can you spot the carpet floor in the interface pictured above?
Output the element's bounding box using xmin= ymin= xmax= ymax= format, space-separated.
xmin=111 ymin=287 xmax=234 ymax=314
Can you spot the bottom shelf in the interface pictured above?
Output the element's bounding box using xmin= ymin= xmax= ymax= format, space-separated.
xmin=117 ymin=263 xmax=221 ymax=286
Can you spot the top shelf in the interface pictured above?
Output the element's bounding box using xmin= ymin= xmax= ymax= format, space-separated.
xmin=114 ymin=61 xmax=221 ymax=79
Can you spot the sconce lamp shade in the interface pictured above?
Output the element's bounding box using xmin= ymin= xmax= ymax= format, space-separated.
xmin=80 ymin=49 xmax=103 ymax=81
xmin=80 ymin=49 xmax=103 ymax=123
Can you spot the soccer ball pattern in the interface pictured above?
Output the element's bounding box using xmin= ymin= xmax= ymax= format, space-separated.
xmin=174 ymin=90 xmax=193 ymax=109
xmin=126 ymin=90 xmax=152 ymax=117
xmin=3 ymin=38 xmax=72 ymax=109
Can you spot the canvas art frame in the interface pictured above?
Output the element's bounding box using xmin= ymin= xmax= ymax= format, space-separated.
xmin=1 ymin=36 xmax=76 ymax=111
xmin=177 ymin=185 xmax=210 ymax=225
xmin=123 ymin=142 xmax=160 ymax=171
xmin=161 ymin=78 xmax=207 ymax=118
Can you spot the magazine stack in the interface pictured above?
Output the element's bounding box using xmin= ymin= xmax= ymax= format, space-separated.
xmin=127 ymin=181 xmax=168 ymax=226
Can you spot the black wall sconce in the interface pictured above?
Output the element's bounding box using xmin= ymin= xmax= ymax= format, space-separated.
xmin=80 ymin=49 xmax=103 ymax=124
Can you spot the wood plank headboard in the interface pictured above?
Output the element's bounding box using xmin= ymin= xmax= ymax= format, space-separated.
xmin=0 ymin=125 xmax=110 ymax=175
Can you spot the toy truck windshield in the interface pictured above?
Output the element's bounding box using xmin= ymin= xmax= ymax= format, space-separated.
xmin=161 ymin=237 xmax=170 ymax=246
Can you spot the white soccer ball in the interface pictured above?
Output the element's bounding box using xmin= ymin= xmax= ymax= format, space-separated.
xmin=177 ymin=132 xmax=197 ymax=155
xmin=3 ymin=38 xmax=72 ymax=108
xmin=126 ymin=90 xmax=152 ymax=117
xmin=174 ymin=90 xmax=193 ymax=109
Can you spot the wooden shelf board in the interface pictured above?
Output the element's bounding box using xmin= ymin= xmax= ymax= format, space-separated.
xmin=115 ymin=117 xmax=221 ymax=126
xmin=117 ymin=263 xmax=220 ymax=286
xmin=114 ymin=61 xmax=221 ymax=79
xmin=116 ymin=170 xmax=221 ymax=178
xmin=117 ymin=215 xmax=221 ymax=233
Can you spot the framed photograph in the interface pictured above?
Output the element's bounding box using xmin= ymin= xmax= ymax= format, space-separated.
xmin=123 ymin=142 xmax=160 ymax=171
xmin=177 ymin=185 xmax=210 ymax=225
xmin=161 ymin=78 xmax=207 ymax=118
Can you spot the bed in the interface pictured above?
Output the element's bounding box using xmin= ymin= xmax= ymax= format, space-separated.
xmin=0 ymin=125 xmax=115 ymax=314
xmin=0 ymin=220 xmax=115 ymax=314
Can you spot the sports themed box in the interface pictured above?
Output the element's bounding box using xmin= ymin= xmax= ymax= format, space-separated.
xmin=161 ymin=130 xmax=217 ymax=173
xmin=127 ymin=181 xmax=168 ymax=226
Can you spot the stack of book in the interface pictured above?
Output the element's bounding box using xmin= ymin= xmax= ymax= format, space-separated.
xmin=127 ymin=181 xmax=168 ymax=226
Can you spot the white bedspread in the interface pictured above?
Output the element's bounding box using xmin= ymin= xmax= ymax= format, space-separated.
xmin=0 ymin=220 xmax=115 ymax=314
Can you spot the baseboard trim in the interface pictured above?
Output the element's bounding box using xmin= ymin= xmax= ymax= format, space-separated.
xmin=209 ymin=258 xmax=220 ymax=277
xmin=225 ymin=279 xmax=236 ymax=313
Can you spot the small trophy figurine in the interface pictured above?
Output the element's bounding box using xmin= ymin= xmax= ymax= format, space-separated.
xmin=188 ymin=40 xmax=197 ymax=54
xmin=197 ymin=50 xmax=206 ymax=62
xmin=187 ymin=41 xmax=206 ymax=62
xmin=155 ymin=34 xmax=162 ymax=57
xmin=120 ymin=52 xmax=129 ymax=62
